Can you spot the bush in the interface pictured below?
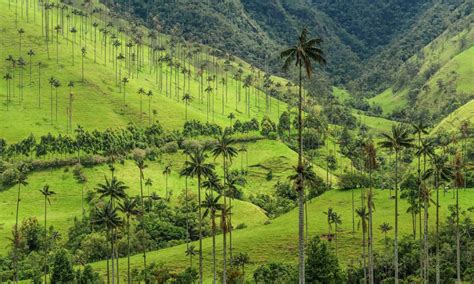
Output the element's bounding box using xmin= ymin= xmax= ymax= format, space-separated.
xmin=161 ymin=141 xmax=179 ymax=153
xmin=305 ymin=237 xmax=344 ymax=283
xmin=51 ymin=249 xmax=75 ymax=283
xmin=253 ymin=262 xmax=297 ymax=283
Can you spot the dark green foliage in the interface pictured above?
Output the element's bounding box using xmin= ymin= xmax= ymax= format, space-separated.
xmin=51 ymin=249 xmax=75 ymax=283
xmin=338 ymin=172 xmax=370 ymax=190
xmin=305 ymin=237 xmax=343 ymax=283
xmin=253 ymin=262 xmax=297 ymax=283
xmin=76 ymin=265 xmax=101 ymax=283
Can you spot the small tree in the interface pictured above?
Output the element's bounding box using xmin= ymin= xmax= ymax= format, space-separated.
xmin=305 ymin=237 xmax=343 ymax=283
xmin=51 ymin=249 xmax=75 ymax=283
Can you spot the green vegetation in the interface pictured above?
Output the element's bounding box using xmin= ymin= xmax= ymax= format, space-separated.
xmin=0 ymin=0 xmax=472 ymax=283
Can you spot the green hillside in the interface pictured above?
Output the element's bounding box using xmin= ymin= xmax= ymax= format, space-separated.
xmin=0 ymin=0 xmax=473 ymax=283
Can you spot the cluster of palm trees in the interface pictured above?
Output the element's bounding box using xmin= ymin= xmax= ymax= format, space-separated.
xmin=4 ymin=0 xmax=290 ymax=135
xmin=180 ymin=131 xmax=239 ymax=284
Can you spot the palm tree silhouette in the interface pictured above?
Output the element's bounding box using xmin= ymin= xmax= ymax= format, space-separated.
xmin=118 ymin=197 xmax=141 ymax=284
xmin=135 ymin=159 xmax=148 ymax=280
xmin=146 ymin=90 xmax=153 ymax=125
xmin=379 ymin=124 xmax=414 ymax=283
xmin=185 ymin=245 xmax=198 ymax=269
xmin=211 ymin=132 xmax=238 ymax=277
xmin=201 ymin=192 xmax=223 ymax=284
xmin=356 ymin=206 xmax=369 ymax=284
xmin=363 ymin=141 xmax=377 ymax=284
xmin=180 ymin=148 xmax=215 ymax=284
xmin=12 ymin=164 xmax=28 ymax=283
xmin=40 ymin=185 xmax=55 ymax=284
xmin=94 ymin=201 xmax=122 ymax=284
xmin=281 ymin=27 xmax=326 ymax=284
xmin=182 ymin=93 xmax=192 ymax=121
xmin=379 ymin=222 xmax=392 ymax=245
xmin=423 ymin=153 xmax=453 ymax=283
xmin=162 ymin=165 xmax=171 ymax=200
xmin=137 ymin=87 xmax=145 ymax=120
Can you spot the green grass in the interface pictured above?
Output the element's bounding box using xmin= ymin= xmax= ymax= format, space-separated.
xmin=432 ymin=99 xmax=474 ymax=134
xmin=368 ymin=88 xmax=408 ymax=115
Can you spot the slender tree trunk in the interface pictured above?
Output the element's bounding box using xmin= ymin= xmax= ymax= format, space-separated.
xmin=456 ymin=185 xmax=461 ymax=283
xmin=368 ymin=170 xmax=374 ymax=284
xmin=297 ymin=64 xmax=305 ymax=284
xmin=394 ymin=150 xmax=399 ymax=284
xmin=198 ymin=176 xmax=203 ymax=284
xmin=435 ymin=174 xmax=440 ymax=284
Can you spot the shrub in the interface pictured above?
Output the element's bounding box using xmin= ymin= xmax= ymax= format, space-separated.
xmin=161 ymin=141 xmax=179 ymax=153
xmin=51 ymin=249 xmax=75 ymax=283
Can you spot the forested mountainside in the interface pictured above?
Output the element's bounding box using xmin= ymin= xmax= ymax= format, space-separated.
xmin=107 ymin=0 xmax=472 ymax=95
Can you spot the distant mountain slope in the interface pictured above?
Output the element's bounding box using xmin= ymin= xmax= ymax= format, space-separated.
xmin=111 ymin=0 xmax=471 ymax=93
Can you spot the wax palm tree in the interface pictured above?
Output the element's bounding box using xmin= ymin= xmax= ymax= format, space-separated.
xmin=81 ymin=47 xmax=87 ymax=82
xmin=54 ymin=25 xmax=61 ymax=64
xmin=379 ymin=222 xmax=392 ymax=244
xmin=227 ymin=112 xmax=235 ymax=128
xmin=137 ymin=87 xmax=145 ymax=120
xmin=3 ymin=73 xmax=12 ymax=110
xmin=364 ymin=141 xmax=377 ymax=284
xmin=70 ymin=27 xmax=77 ymax=65
xmin=416 ymin=138 xmax=435 ymax=279
xmin=332 ymin=212 xmax=342 ymax=257
xmin=118 ymin=197 xmax=141 ymax=284
xmin=356 ymin=206 xmax=369 ymax=284
xmin=211 ymin=131 xmax=238 ymax=278
xmin=95 ymin=176 xmax=128 ymax=205
xmin=182 ymin=93 xmax=192 ymax=121
xmin=162 ymin=165 xmax=171 ymax=200
xmin=27 ymin=49 xmax=35 ymax=83
xmin=135 ymin=159 xmax=148 ymax=280
xmin=18 ymin=28 xmax=25 ymax=53
xmin=185 ymin=245 xmax=198 ymax=269
xmin=13 ymin=163 xmax=28 ymax=283
xmin=40 ymin=185 xmax=55 ymax=284
xmin=323 ymin=207 xmax=334 ymax=240
xmin=281 ymin=27 xmax=326 ymax=284
xmin=378 ymin=124 xmax=414 ymax=283
xmin=452 ymin=151 xmax=464 ymax=283
xmin=144 ymin=178 xmax=153 ymax=197
xmin=180 ymin=148 xmax=215 ymax=284
xmin=146 ymin=90 xmax=153 ymax=125
xmin=53 ymin=79 xmax=60 ymax=121
xmin=423 ymin=153 xmax=453 ymax=284
xmin=202 ymin=192 xmax=223 ymax=284
xmin=94 ymin=202 xmax=122 ymax=284
xmin=121 ymin=77 xmax=129 ymax=105
xmin=48 ymin=76 xmax=55 ymax=123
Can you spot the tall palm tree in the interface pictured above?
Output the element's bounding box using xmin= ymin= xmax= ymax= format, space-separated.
xmin=452 ymin=151 xmax=464 ymax=283
xmin=137 ymin=87 xmax=145 ymax=120
xmin=145 ymin=90 xmax=153 ymax=125
xmin=118 ymin=197 xmax=141 ymax=284
xmin=417 ymin=138 xmax=435 ymax=281
xmin=18 ymin=28 xmax=25 ymax=53
xmin=13 ymin=163 xmax=28 ymax=283
xmin=135 ymin=159 xmax=148 ymax=280
xmin=54 ymin=25 xmax=61 ymax=64
xmin=40 ymin=185 xmax=55 ymax=284
xmin=27 ymin=49 xmax=35 ymax=83
xmin=182 ymin=93 xmax=192 ymax=121
xmin=121 ymin=77 xmax=129 ymax=105
xmin=162 ymin=165 xmax=171 ymax=200
xmin=94 ymin=202 xmax=122 ymax=284
xmin=356 ymin=206 xmax=369 ymax=284
xmin=180 ymin=148 xmax=215 ymax=284
xmin=81 ymin=47 xmax=87 ymax=82
xmin=185 ymin=245 xmax=198 ymax=269
xmin=364 ymin=141 xmax=377 ymax=284
xmin=379 ymin=222 xmax=392 ymax=245
xmin=211 ymin=132 xmax=238 ymax=280
xmin=70 ymin=27 xmax=77 ymax=65
xmin=95 ymin=176 xmax=128 ymax=205
xmin=281 ymin=27 xmax=326 ymax=284
xmin=379 ymin=124 xmax=414 ymax=283
xmin=423 ymin=154 xmax=453 ymax=284
xmin=201 ymin=192 xmax=223 ymax=284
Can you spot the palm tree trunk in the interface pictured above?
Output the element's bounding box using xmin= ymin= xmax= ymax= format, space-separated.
xmin=13 ymin=183 xmax=21 ymax=283
xmin=212 ymin=214 xmax=217 ymax=284
xmin=456 ymin=185 xmax=461 ymax=283
xmin=43 ymin=197 xmax=48 ymax=284
xmin=223 ymin=155 xmax=228 ymax=284
xmin=127 ymin=216 xmax=131 ymax=284
xmin=198 ymin=175 xmax=203 ymax=284
xmin=368 ymin=171 xmax=374 ymax=284
xmin=394 ymin=150 xmax=399 ymax=284
xmin=297 ymin=63 xmax=305 ymax=284
xmin=435 ymin=174 xmax=440 ymax=284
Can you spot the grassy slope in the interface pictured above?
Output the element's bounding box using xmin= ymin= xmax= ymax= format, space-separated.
xmin=431 ymin=99 xmax=474 ymax=134
xmin=368 ymin=88 xmax=408 ymax=115
xmin=0 ymin=0 xmax=287 ymax=142
xmin=89 ymin=187 xmax=474 ymax=282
